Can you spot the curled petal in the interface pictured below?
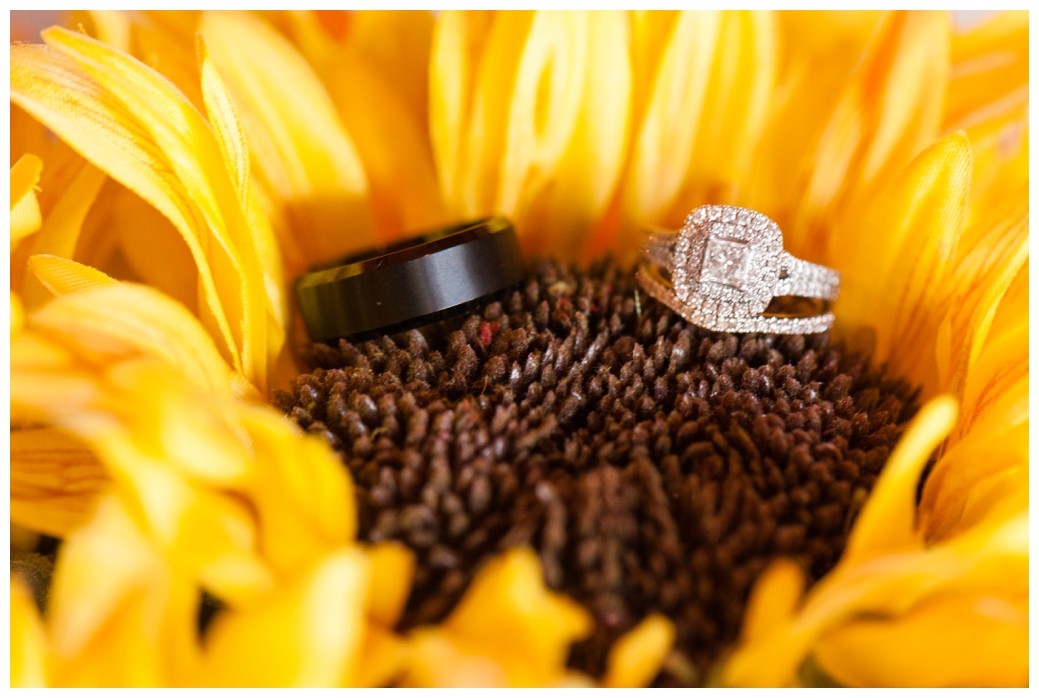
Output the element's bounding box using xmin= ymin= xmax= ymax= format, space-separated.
xmin=836 ymin=132 xmax=971 ymax=395
xmin=842 ymin=395 xmax=957 ymax=563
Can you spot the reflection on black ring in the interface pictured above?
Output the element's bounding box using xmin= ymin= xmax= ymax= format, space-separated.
xmin=295 ymin=217 xmax=523 ymax=343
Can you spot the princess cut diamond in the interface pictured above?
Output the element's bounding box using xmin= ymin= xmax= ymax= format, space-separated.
xmin=701 ymin=236 xmax=751 ymax=290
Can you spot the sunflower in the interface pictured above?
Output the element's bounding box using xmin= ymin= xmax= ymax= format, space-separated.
xmin=9 ymin=10 xmax=1027 ymax=687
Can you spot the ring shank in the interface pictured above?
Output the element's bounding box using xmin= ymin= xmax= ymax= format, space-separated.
xmin=637 ymin=263 xmax=835 ymax=334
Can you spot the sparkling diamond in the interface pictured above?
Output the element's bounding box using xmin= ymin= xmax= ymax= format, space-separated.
xmin=701 ymin=236 xmax=751 ymax=289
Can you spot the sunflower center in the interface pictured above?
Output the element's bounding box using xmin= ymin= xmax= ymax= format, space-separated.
xmin=278 ymin=258 xmax=918 ymax=686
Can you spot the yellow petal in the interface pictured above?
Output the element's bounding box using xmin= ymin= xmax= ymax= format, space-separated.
xmin=799 ymin=11 xmax=950 ymax=253
xmin=199 ymin=10 xmax=376 ymax=272
xmin=405 ymin=547 xmax=592 ymax=687
xmin=10 ymin=427 xmax=107 ymax=538
xmin=507 ymin=11 xmax=632 ymax=261
xmin=236 ymin=406 xmax=357 ymax=575
xmin=27 ymin=254 xmax=117 ymax=296
xmin=25 ymin=274 xmax=244 ymax=399
xmin=202 ymin=547 xmax=370 ymax=687
xmin=602 ymin=613 xmax=675 ymax=688
xmin=18 ymin=158 xmax=107 ymax=309
xmin=12 ymin=29 xmax=280 ymax=393
xmin=622 ymin=11 xmax=722 ymax=224
xmin=429 ymin=10 xmax=495 ymax=212
xmin=11 ymin=291 xmax=25 ymax=333
xmin=97 ymin=424 xmax=274 ymax=604
xmin=946 ymin=11 xmax=1027 ymax=139
xmin=496 ymin=11 xmax=596 ymax=215
xmin=955 ymin=318 xmax=1027 ymax=439
xmin=10 ymin=153 xmax=43 ymax=244
xmin=934 ymin=205 xmax=1027 ymax=396
xmin=345 ymin=10 xmax=435 ymax=126
xmin=665 ymin=11 xmax=777 ymax=220
xmin=814 ymin=591 xmax=1027 ymax=687
xmin=842 ymin=395 xmax=957 ymax=563
xmin=446 ymin=547 xmax=591 ymax=670
xmin=322 ymin=43 xmax=447 ymax=238
xmin=723 ymin=509 xmax=1027 ymax=687
xmin=80 ymin=10 xmax=132 ymax=50
xmin=404 ymin=627 xmax=507 ymax=687
xmin=198 ymin=37 xmax=249 ymax=208
xmin=11 ymin=575 xmax=50 ymax=687
xmin=836 ymin=132 xmax=971 ymax=395
xmin=355 ymin=624 xmax=409 ymax=688
xmin=365 ymin=541 xmax=416 ymax=627
xmin=745 ymin=11 xmax=886 ymax=242
xmin=920 ymin=392 xmax=1027 ymax=541
xmin=47 ymin=494 xmax=200 ymax=686
xmin=739 ymin=558 xmax=805 ymax=643
xmin=102 ymin=186 xmax=201 ymax=312
xmin=458 ymin=11 xmax=535 ymax=216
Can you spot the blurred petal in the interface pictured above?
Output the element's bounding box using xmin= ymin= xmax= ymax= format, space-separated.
xmin=199 ymin=10 xmax=376 ymax=272
xmin=602 ymin=613 xmax=675 ymax=688
xmin=665 ymin=11 xmax=777 ymax=219
xmin=10 ymin=428 xmax=107 ymax=538
xmin=345 ymin=11 xmax=434 ymax=126
xmin=24 ymin=273 xmax=245 ymax=398
xmin=623 ymin=11 xmax=721 ymax=224
xmin=236 ymin=406 xmax=357 ymax=575
xmin=843 ymin=396 xmax=957 ymax=563
xmin=202 ymin=547 xmax=370 ymax=687
xmin=404 ymin=547 xmax=591 ymax=687
xmin=457 ymin=11 xmax=534 ymax=216
xmin=799 ymin=11 xmax=950 ymax=253
xmin=11 ymin=575 xmax=50 ymax=687
xmin=364 ymin=541 xmax=415 ymax=627
xmin=429 ymin=10 xmax=495 ymax=211
xmin=746 ymin=11 xmax=886 ymax=239
xmin=512 ymin=11 xmax=632 ymax=260
xmin=47 ymin=494 xmax=200 ymax=687
xmin=356 ymin=624 xmax=409 ymax=688
xmin=322 ymin=44 xmax=446 ymax=238
xmin=11 ymin=153 xmax=43 ymax=245
xmin=404 ymin=628 xmax=506 ymax=687
xmin=739 ymin=558 xmax=805 ymax=643
xmin=946 ymin=11 xmax=1027 ymax=140
xmin=815 ymin=591 xmax=1027 ymax=687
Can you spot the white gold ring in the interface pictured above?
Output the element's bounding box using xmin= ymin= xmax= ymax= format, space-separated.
xmin=636 ymin=205 xmax=840 ymax=334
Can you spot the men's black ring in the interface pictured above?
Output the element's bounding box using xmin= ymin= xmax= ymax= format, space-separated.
xmin=296 ymin=217 xmax=523 ymax=343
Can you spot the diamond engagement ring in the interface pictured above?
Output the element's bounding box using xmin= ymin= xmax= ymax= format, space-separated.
xmin=636 ymin=205 xmax=840 ymax=334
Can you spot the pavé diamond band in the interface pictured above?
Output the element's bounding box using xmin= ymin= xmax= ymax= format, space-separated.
xmin=636 ymin=205 xmax=840 ymax=334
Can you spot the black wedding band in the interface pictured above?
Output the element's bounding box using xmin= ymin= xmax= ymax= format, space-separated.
xmin=296 ymin=217 xmax=523 ymax=342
